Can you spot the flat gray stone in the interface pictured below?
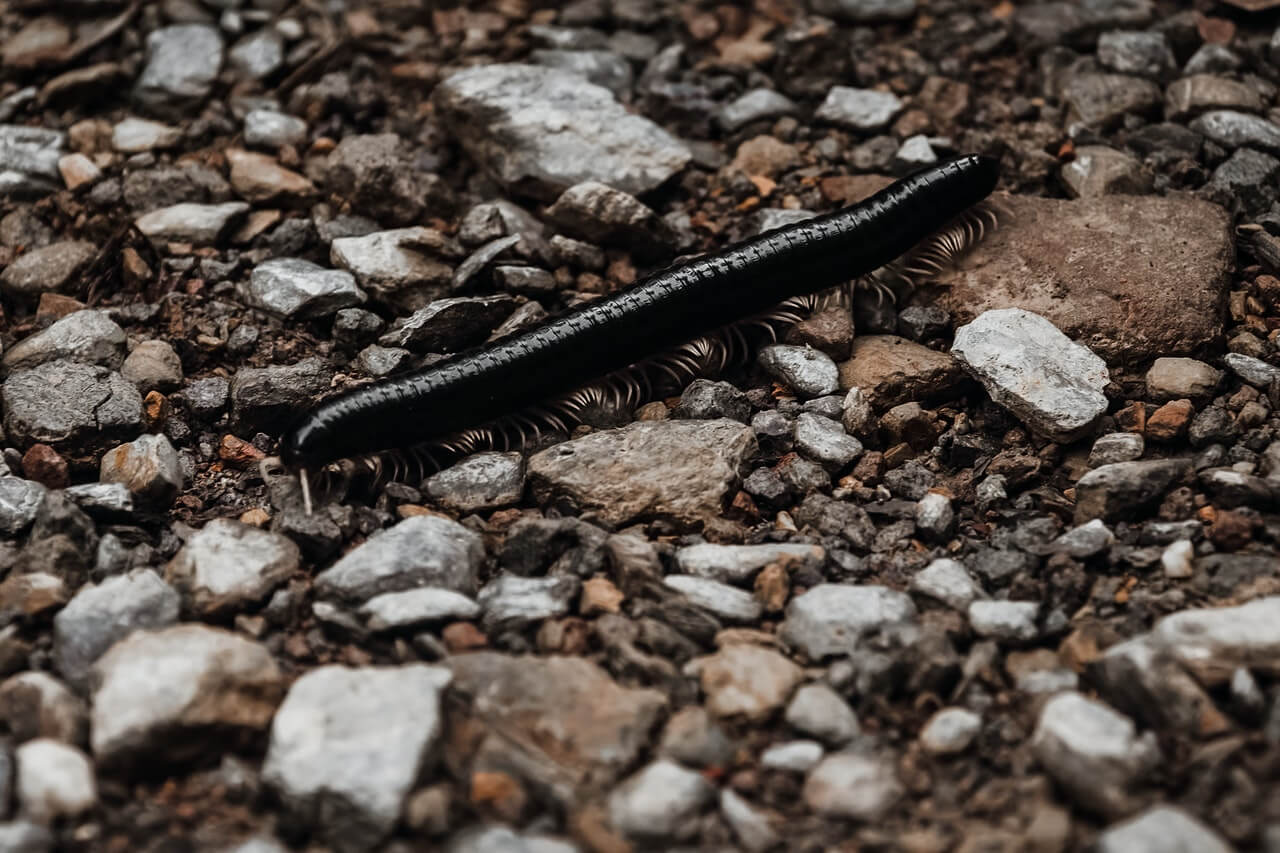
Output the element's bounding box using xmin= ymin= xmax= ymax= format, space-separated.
xmin=816 ymin=86 xmax=903 ymax=131
xmin=329 ymin=227 xmax=459 ymax=312
xmin=3 ymin=361 xmax=143 ymax=451
xmin=758 ymin=345 xmax=841 ymax=398
xmin=121 ymin=340 xmax=183 ymax=394
xmin=716 ymin=88 xmax=799 ymax=132
xmin=1223 ymin=352 xmax=1280 ymax=388
xmin=968 ymin=600 xmax=1040 ymax=642
xmin=1095 ymin=806 xmax=1232 ymax=853
xmin=1060 ymin=145 xmax=1153 ymax=198
xmin=692 ymin=644 xmax=803 ymax=721
xmin=359 ymin=588 xmax=480 ymax=632
xmin=316 ymin=515 xmax=485 ymax=602
xmin=674 ymin=542 xmax=824 ymax=585
xmin=782 ymin=584 xmax=917 ymax=660
xmin=910 ymin=558 xmax=984 ymax=610
xmin=1074 ymin=459 xmax=1192 ymax=524
xmin=663 ymin=575 xmax=762 ymax=623
xmin=165 ymin=519 xmax=300 ymax=617
xmin=785 ymin=683 xmax=859 ymax=745
xmin=1165 ymin=75 xmax=1262 ymax=120
xmin=99 ymin=433 xmax=184 ymax=508
xmin=1149 ymin=596 xmax=1280 ymax=686
xmin=423 ymin=452 xmax=525 ymax=513
xmin=433 ymin=64 xmax=691 ymax=200
xmin=2 ymin=310 xmax=125 ymax=375
xmin=135 ymin=25 xmax=223 ymax=114
xmin=0 ymin=477 xmax=46 ymax=535
xmin=241 ymin=258 xmax=365 ymax=319
xmin=135 ymin=202 xmax=248 ymax=244
xmin=478 ymin=574 xmax=579 ymax=632
xmin=793 ymin=412 xmax=863 ymax=470
xmin=1190 ymin=109 xmax=1280 ymax=153
xmin=243 ymin=109 xmax=307 ymax=149
xmin=0 ymin=241 xmax=95 ymax=298
xmin=0 ymin=126 xmax=63 ymax=180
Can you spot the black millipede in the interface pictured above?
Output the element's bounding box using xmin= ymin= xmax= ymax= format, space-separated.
xmin=276 ymin=154 xmax=1001 ymax=512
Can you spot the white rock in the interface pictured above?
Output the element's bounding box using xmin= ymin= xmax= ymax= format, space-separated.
xmin=241 ymin=257 xmax=365 ymax=318
xmin=919 ymin=708 xmax=982 ymax=755
xmin=135 ymin=202 xmax=248 ymax=244
xmin=1161 ymin=539 xmax=1194 ymax=579
xmin=968 ymin=600 xmax=1039 ymax=642
xmin=674 ymin=542 xmax=824 ymax=584
xmin=15 ymin=739 xmax=96 ymax=823
xmin=951 ymin=308 xmax=1109 ymax=441
xmin=784 ymin=683 xmax=859 ymax=745
xmin=111 ymin=118 xmax=181 ymax=153
xmin=1095 ymin=806 xmax=1232 ymax=853
xmin=815 ymin=86 xmax=903 ymax=131
xmin=315 ymin=514 xmax=485 ymax=601
xmin=607 ymin=759 xmax=714 ymax=841
xmin=781 ymin=584 xmax=917 ymax=660
xmin=720 ymin=789 xmax=780 ymax=853
xmin=803 ymin=751 xmax=903 ymax=820
xmin=691 ymin=644 xmax=803 ymax=721
xmin=1148 ymin=596 xmax=1280 ymax=685
xmin=359 ymin=587 xmax=480 ymax=632
xmin=910 ymin=558 xmax=984 ymax=610
xmin=165 ymin=518 xmax=300 ymax=617
xmin=243 ymin=109 xmax=307 ymax=149
xmin=761 ymin=739 xmax=824 ymax=772
xmin=663 ymin=574 xmax=762 ymax=622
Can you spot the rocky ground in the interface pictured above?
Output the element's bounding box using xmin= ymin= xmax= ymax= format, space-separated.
xmin=1 ymin=0 xmax=1280 ymax=851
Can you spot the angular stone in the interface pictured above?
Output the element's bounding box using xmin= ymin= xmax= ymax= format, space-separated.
xmin=316 ymin=515 xmax=485 ymax=602
xmin=263 ymin=665 xmax=452 ymax=852
xmin=99 ymin=434 xmax=183 ymax=508
xmin=781 ymin=584 xmax=917 ymax=660
xmin=166 ymin=519 xmax=300 ymax=617
xmin=1149 ymin=596 xmax=1280 ymax=685
xmin=608 ymin=760 xmax=714 ymax=842
xmin=936 ymin=195 xmax=1231 ymax=363
xmin=423 ymin=452 xmax=525 ymax=513
xmin=968 ymin=600 xmax=1040 ymax=642
xmin=434 ymin=64 xmax=690 ymax=200
xmin=378 ymin=295 xmax=515 ymax=352
xmin=359 ymin=588 xmax=480 ymax=632
xmin=716 ymin=88 xmax=799 ymax=132
xmin=111 ymin=118 xmax=181 ymax=153
xmin=243 ymin=109 xmax=307 ymax=149
xmin=527 ymin=419 xmax=756 ymax=528
xmin=134 ymin=25 xmax=223 ymax=115
xmin=1063 ymin=73 xmax=1161 ymax=128
xmin=1096 ymin=31 xmax=1175 ymax=79
xmin=803 ymin=752 xmax=903 ymax=821
xmin=1074 ymin=459 xmax=1192 ymax=523
xmin=0 ymin=241 xmax=95 ymax=299
xmin=693 ymin=643 xmax=803 ymax=721
xmin=674 ymin=542 xmax=824 ymax=584
xmin=226 ymin=149 xmax=313 ymax=203
xmin=319 ymin=134 xmax=454 ymax=228
xmin=1060 ymin=146 xmax=1152 ymax=198
xmin=1095 ymin=806 xmax=1232 ymax=853
xmin=3 ymin=361 xmax=142 ymax=451
xmin=135 ymin=202 xmax=249 ymax=245
xmin=663 ymin=575 xmax=762 ymax=623
xmin=1190 ymin=109 xmax=1280 ymax=153
xmin=241 ymin=258 xmax=365 ymax=319
xmin=793 ymin=412 xmax=863 ymax=470
xmin=1165 ymin=75 xmax=1263 ymax=120
xmin=121 ymin=340 xmax=183 ymax=393
xmin=911 ymin=558 xmax=984 ymax=610
xmin=1146 ymin=357 xmax=1221 ymax=401
xmin=758 ymin=344 xmax=841 ymax=398
xmin=91 ymin=625 xmax=283 ymax=769
xmin=816 ymin=87 xmax=903 ymax=131
xmin=478 ymin=574 xmax=579 ymax=632
xmin=1223 ymin=352 xmax=1280 ymax=388
xmin=229 ymin=358 xmax=329 ymax=433
xmin=329 ymin=228 xmax=459 ymax=312
xmin=2 ymin=309 xmax=125 ymax=374
xmin=546 ymin=181 xmax=672 ymax=257
xmin=952 ymin=309 xmax=1109 ymax=441
xmin=838 ymin=335 xmax=966 ymax=408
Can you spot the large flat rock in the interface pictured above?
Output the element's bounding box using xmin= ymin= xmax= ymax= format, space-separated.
xmin=933 ymin=195 xmax=1231 ymax=363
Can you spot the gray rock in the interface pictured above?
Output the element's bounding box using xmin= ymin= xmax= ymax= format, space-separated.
xmin=479 ymin=574 xmax=580 ymax=632
xmin=434 ymin=64 xmax=691 ymax=200
xmin=1190 ymin=110 xmax=1280 ymax=154
xmin=673 ymin=379 xmax=751 ymax=423
xmin=674 ymin=542 xmax=823 ymax=585
xmin=781 ymin=584 xmax=917 ymax=660
xmin=1060 ymin=145 xmax=1152 ymax=198
xmin=911 ymin=558 xmax=983 ymax=610
xmin=1095 ymin=806 xmax=1232 ymax=853
xmin=952 ymin=308 xmax=1109 ymax=441
xmin=815 ymin=87 xmax=903 ymax=131
xmin=458 ymin=200 xmax=546 ymax=250
xmin=354 ymin=345 xmax=410 ymax=377
xmin=243 ymin=109 xmax=307 ymax=149
xmin=332 ymin=309 xmax=386 ymax=349
xmin=717 ymin=88 xmax=799 ymax=132
xmin=1146 ymin=357 xmax=1221 ymax=401
xmin=14 ymin=739 xmax=95 ymax=823
xmin=423 ymin=452 xmax=525 ymax=513
xmin=329 ymin=228 xmax=459 ymax=312
xmin=165 ymin=519 xmax=300 ymax=617
xmin=1051 ymin=518 xmax=1115 ymax=558
xmin=758 ymin=345 xmax=840 ymax=398
xmin=915 ymin=492 xmax=955 ymax=542
xmin=530 ymin=49 xmax=633 ymax=97
xmin=1089 ymin=432 xmax=1144 ymax=467
xmin=135 ymin=25 xmax=224 ymax=114
xmin=919 ymin=708 xmax=981 ymax=755
xmin=0 ymin=671 xmax=87 ymax=744
xmin=527 ymin=419 xmax=757 ymax=528
xmin=320 ymin=134 xmax=454 ymax=229
xmin=1063 ymin=73 xmax=1161 ymax=127
xmin=111 ymin=118 xmax=181 ymax=153
xmin=445 ymin=827 xmax=580 ymax=853
xmin=66 ymin=483 xmax=131 ymax=516
xmin=135 ymin=202 xmax=249 ymax=244
xmin=1223 ymin=352 xmax=1280 ymax=388
xmin=793 ymin=412 xmax=863 ymax=470
xmin=228 ymin=28 xmax=283 ymax=80
xmin=841 ymin=387 xmax=876 ymax=437
xmin=379 ymin=296 xmax=515 ymax=352
xmin=317 ymin=515 xmax=484 ymax=602
xmin=720 ymin=789 xmax=780 ymax=853
xmin=608 ymin=759 xmax=714 ymax=841
xmin=1097 ymin=31 xmax=1175 ymax=79
xmin=0 ymin=822 xmax=53 ymax=853
xmin=3 ymin=361 xmax=142 ymax=451
xmin=91 ymin=625 xmax=283 ymax=767
xmin=658 ymin=706 xmax=736 ymax=769
xmin=263 ymin=665 xmax=451 ymax=852
xmin=453 ymin=236 xmax=522 ymax=289
xmin=761 ymin=740 xmax=824 ymax=772
xmin=0 ymin=126 xmax=64 ymax=181
xmin=241 ymin=258 xmax=365 ymax=318
xmin=1149 ymin=596 xmax=1280 ymax=686
xmin=0 ymin=477 xmax=46 ymax=535
xmin=785 ymin=683 xmax=859 ymax=745
xmin=53 ymin=569 xmax=179 ymax=690
xmin=547 ymin=181 xmax=672 ymax=257
xmin=1074 ymin=459 xmax=1192 ymax=523
xmin=893 ymin=135 xmax=937 ymax=171
xmin=183 ymin=376 xmax=230 ymax=419
xmin=1210 ymin=149 xmax=1280 ymax=210
xmin=0 ymin=241 xmax=95 ymax=299
xmin=1091 ymin=636 xmax=1220 ymax=734
xmin=359 ymin=588 xmax=480 ymax=632
xmin=120 ymin=340 xmax=183 ymax=393
xmin=810 ymin=0 xmax=917 ymax=21
xmin=1031 ymin=691 xmax=1159 ymax=816
xmin=2 ymin=310 xmax=126 ymax=375
xmin=1165 ymin=74 xmax=1262 ymax=121
xmin=803 ymin=751 xmax=903 ymax=820
xmin=229 ymin=357 xmax=329 ymax=433
xmin=693 ymin=644 xmax=803 ymax=721
xmin=663 ymin=575 xmax=762 ymax=623
xmin=99 ymin=434 xmax=184 ymax=508
xmin=494 ymin=265 xmax=558 ymax=295
xmin=968 ymin=600 xmax=1039 ymax=642
xmin=1184 ymin=45 xmax=1240 ymax=75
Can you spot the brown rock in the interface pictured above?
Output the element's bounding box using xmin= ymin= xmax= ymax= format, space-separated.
xmin=785 ymin=308 xmax=854 ymax=360
xmin=442 ymin=622 xmax=488 ymax=652
xmin=1115 ymin=401 xmax=1146 ymax=433
xmin=693 ymin=643 xmax=803 ymax=721
xmin=21 ymin=443 xmax=68 ymax=489
xmin=935 ymin=195 xmax=1231 ymax=363
xmin=580 ymin=577 xmax=624 ymax=615
xmin=837 ymin=335 xmax=967 ymax=408
xmin=226 ymin=149 xmax=313 ymax=203
xmin=754 ymin=563 xmax=789 ymax=613
xmin=1209 ymin=509 xmax=1255 ymax=550
xmin=730 ymin=135 xmax=801 ymax=178
xmin=1145 ymin=399 xmax=1193 ymax=442
xmin=0 ymin=573 xmax=67 ymax=620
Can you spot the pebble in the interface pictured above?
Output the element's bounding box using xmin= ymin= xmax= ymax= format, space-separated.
xmin=3 ymin=361 xmax=142 ymax=451
xmin=91 ymin=625 xmax=283 ymax=768
xmin=478 ymin=574 xmax=579 ymax=632
xmin=58 ymin=154 xmax=100 ymax=190
xmin=1074 ymin=458 xmax=1192 ymax=523
xmin=911 ymin=558 xmax=983 ymax=610
xmin=121 ymin=340 xmax=183 ymax=393
xmin=952 ymin=308 xmax=1108 ymax=440
xmin=226 ymin=148 xmax=312 ymax=203
xmin=968 ymin=600 xmax=1040 ymax=642
xmin=134 ymin=25 xmax=224 ymax=114
xmin=111 ymin=118 xmax=181 ymax=153
xmin=165 ymin=519 xmax=299 ymax=617
xmin=0 ymin=822 xmax=52 ymax=852
xmin=0 ymin=671 xmax=85 ymax=746
xmin=720 ymin=789 xmax=781 ymax=853
xmin=229 ymin=357 xmax=329 ymax=433
xmin=803 ymin=751 xmax=904 ymax=821
xmin=1146 ymin=357 xmax=1221 ymax=401
xmin=1063 ymin=73 xmax=1161 ymax=127
xmin=1096 ymin=31 xmax=1175 ymax=79
xmin=716 ymin=88 xmax=799 ymax=132
xmin=674 ymin=542 xmax=823 ymax=584
xmin=243 ymin=109 xmax=307 ymax=149
xmin=228 ymin=28 xmax=283 ymax=79
xmin=527 ymin=419 xmax=756 ymax=528
xmin=658 ymin=706 xmax=735 ymax=768
xmin=1030 ymin=691 xmax=1159 ymax=816
xmin=355 ymin=344 xmax=410 ymax=377
xmin=793 ymin=412 xmax=863 ymax=470
xmin=839 ymin=335 xmax=965 ymax=408
xmin=1160 ymin=539 xmax=1194 ymax=579
xmin=607 ymin=759 xmax=714 ymax=841
xmin=99 ymin=434 xmax=184 ymax=508
xmin=1089 ymin=432 xmax=1144 ymax=467
xmin=1165 ymin=75 xmax=1262 ymax=121
xmin=135 ymin=202 xmax=249 ymax=244
xmin=1189 ymin=110 xmax=1280 ymax=153
xmin=547 ymin=181 xmax=673 ymax=257
xmin=915 ymin=492 xmax=955 ymax=542
xmin=241 ymin=257 xmax=365 ymax=318
xmin=1095 ymin=806 xmax=1232 ymax=853
xmin=815 ymin=86 xmax=903 ymax=131
xmin=433 ymin=64 xmax=691 ymax=200
xmin=0 ymin=241 xmax=96 ymax=299
xmin=663 ymin=575 xmax=762 ymax=622
xmin=183 ymin=376 xmax=230 ymax=419
xmin=1059 ymin=145 xmax=1152 ymax=198
xmin=329 ymin=227 xmax=458 ymax=312
xmin=15 ymin=739 xmax=96 ymax=823
xmin=3 ymin=310 xmax=126 ymax=375
xmin=761 ymin=740 xmax=824 ymax=772
xmin=757 ymin=344 xmax=840 ymax=397
xmin=359 ymin=588 xmax=480 ymax=632
xmin=1149 ymin=596 xmax=1280 ymax=686
xmin=919 ymin=708 xmax=982 ymax=755
xmin=781 ymin=584 xmax=916 ymax=660
xmin=0 ymin=125 xmax=64 ymax=183
xmin=52 ymin=569 xmax=179 ymax=689
xmin=378 ymin=295 xmax=515 ymax=352
xmin=893 ymin=135 xmax=937 ymax=171
xmin=693 ymin=643 xmax=803 ymax=721
xmin=316 ymin=515 xmax=485 ymax=602
xmin=423 ymin=452 xmax=525 ymax=513
xmin=1222 ymin=352 xmax=1280 ymax=388
xmin=263 ymin=665 xmax=452 ymax=852
xmin=674 ymin=379 xmax=752 ymax=422
xmin=320 ymin=134 xmax=453 ymax=229
xmin=0 ymin=478 xmax=47 ymax=535
xmin=785 ymin=683 xmax=859 ymax=745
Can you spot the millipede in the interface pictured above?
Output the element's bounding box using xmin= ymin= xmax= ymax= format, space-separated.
xmin=274 ymin=154 xmax=1002 ymax=512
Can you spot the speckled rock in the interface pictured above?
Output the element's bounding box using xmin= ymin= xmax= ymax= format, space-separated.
xmin=692 ymin=643 xmax=803 ymax=721
xmin=316 ymin=515 xmax=485 ymax=602
xmin=3 ymin=361 xmax=143 ymax=451
xmin=423 ymin=452 xmax=525 ymax=514
xmin=608 ymin=759 xmax=714 ymax=842
xmin=758 ymin=345 xmax=841 ymax=398
xmin=803 ymin=751 xmax=903 ymax=821
xmin=2 ymin=310 xmax=126 ymax=374
xmin=99 ymin=434 xmax=183 ymax=508
xmin=781 ymin=584 xmax=916 ymax=660
xmin=240 ymin=258 xmax=365 ymax=319
xmin=165 ymin=519 xmax=300 ymax=617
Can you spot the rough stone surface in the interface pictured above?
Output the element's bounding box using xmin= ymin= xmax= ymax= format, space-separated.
xmin=803 ymin=752 xmax=903 ymax=821
xmin=838 ymin=336 xmax=966 ymax=407
xmin=329 ymin=227 xmax=458 ymax=312
xmin=815 ymin=87 xmax=903 ymax=131
xmin=316 ymin=515 xmax=485 ymax=602
xmin=15 ymin=739 xmax=96 ymax=823
xmin=240 ymin=258 xmax=365 ymax=319
xmin=781 ymin=584 xmax=917 ymax=660
xmin=693 ymin=643 xmax=803 ymax=721
xmin=1095 ymin=806 xmax=1233 ymax=853
xmin=4 ymin=361 xmax=142 ymax=450
xmin=166 ymin=519 xmax=300 ymax=617
xmin=607 ymin=759 xmax=714 ymax=842
xmin=2 ymin=309 xmax=125 ymax=374
xmin=135 ymin=25 xmax=223 ymax=114
xmin=423 ymin=452 xmax=525 ymax=513
xmin=1074 ymin=459 xmax=1192 ymax=523
xmin=0 ymin=241 xmax=95 ymax=298
xmin=99 ymin=434 xmax=184 ymax=508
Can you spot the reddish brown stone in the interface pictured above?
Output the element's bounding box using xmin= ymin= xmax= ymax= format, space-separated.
xmin=20 ymin=443 xmax=68 ymax=489
xmin=1145 ymin=399 xmax=1193 ymax=442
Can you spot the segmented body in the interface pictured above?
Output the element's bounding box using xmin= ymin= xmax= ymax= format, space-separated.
xmin=279 ymin=155 xmax=1000 ymax=498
